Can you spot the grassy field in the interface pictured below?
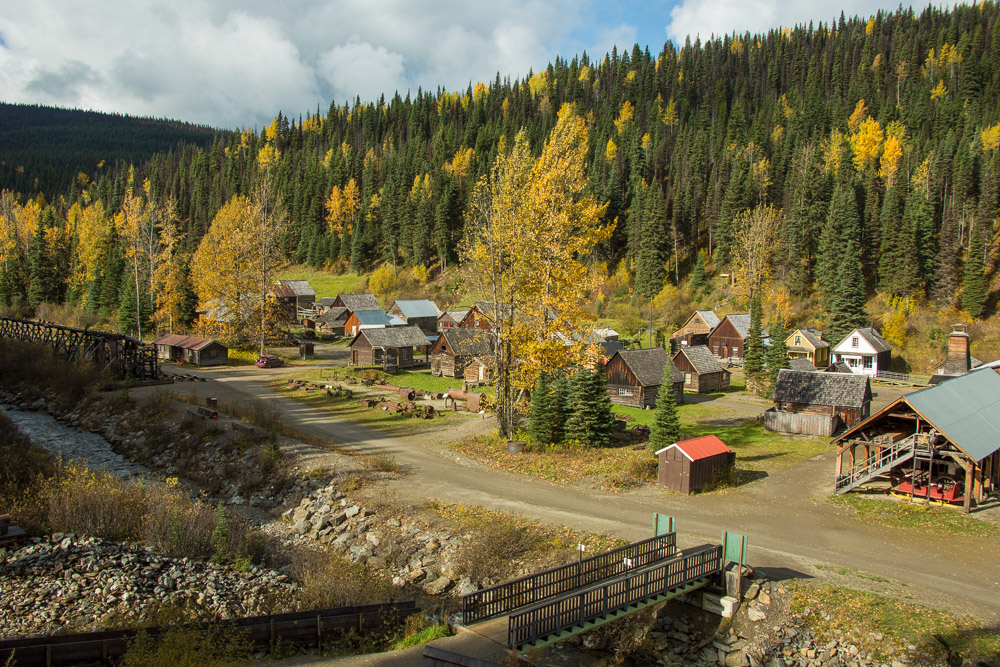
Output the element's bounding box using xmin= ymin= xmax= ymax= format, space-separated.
xmin=789 ymin=581 xmax=1000 ymax=665
xmin=829 ymin=493 xmax=1000 ymax=538
xmin=276 ymin=265 xmax=368 ymax=299
xmin=270 ymin=375 xmax=462 ymax=437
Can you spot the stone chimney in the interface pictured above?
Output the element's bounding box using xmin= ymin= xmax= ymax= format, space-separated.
xmin=944 ymin=324 xmax=971 ymax=376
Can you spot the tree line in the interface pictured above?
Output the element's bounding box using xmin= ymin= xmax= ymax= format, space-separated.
xmin=1 ymin=1 xmax=997 ymax=335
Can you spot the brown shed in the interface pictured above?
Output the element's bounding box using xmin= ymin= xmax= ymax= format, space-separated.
xmin=671 ymin=345 xmax=731 ymax=393
xmin=764 ymin=368 xmax=872 ymax=436
xmin=152 ymin=334 xmax=229 ymax=367
xmin=604 ymin=348 xmax=684 ymax=408
xmin=429 ymin=328 xmax=494 ymax=380
xmin=657 ymin=435 xmax=735 ymax=494
xmin=670 ymin=310 xmax=721 ymax=349
xmin=707 ymin=313 xmax=769 ymax=360
xmin=315 ymin=307 xmax=350 ymax=337
xmin=349 ymin=326 xmax=429 ymax=370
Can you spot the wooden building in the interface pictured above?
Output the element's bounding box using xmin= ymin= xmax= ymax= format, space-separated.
xmin=437 ymin=310 xmax=469 ymax=331
xmin=831 ymin=327 xmax=891 ymax=376
xmin=344 ymin=309 xmax=393 ymax=337
xmin=785 ymin=328 xmax=830 ymax=368
xmin=349 ymin=326 xmax=429 ymax=370
xmin=671 ymin=345 xmax=731 ymax=393
xmin=332 ymin=293 xmax=381 ymax=311
xmin=458 ymin=302 xmax=500 ymax=330
xmin=707 ymin=313 xmax=769 ymax=360
xmin=656 ymin=435 xmax=735 ymax=494
xmin=670 ymin=310 xmax=721 ymax=349
xmin=315 ymin=307 xmax=350 ymax=336
xmin=429 ymin=328 xmax=494 ymax=382
xmin=153 ymin=334 xmax=228 ymax=367
xmin=388 ymin=299 xmax=442 ymax=336
xmin=277 ymin=280 xmax=316 ymax=310
xmin=833 ymin=368 xmax=1000 ymax=512
xmin=267 ymin=283 xmax=299 ymax=321
xmin=604 ymin=348 xmax=684 ymax=408
xmin=314 ymin=297 xmax=337 ymax=314
xmin=764 ymin=369 xmax=871 ymax=436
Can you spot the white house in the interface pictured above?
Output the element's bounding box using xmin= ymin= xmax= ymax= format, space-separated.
xmin=831 ymin=327 xmax=892 ymax=376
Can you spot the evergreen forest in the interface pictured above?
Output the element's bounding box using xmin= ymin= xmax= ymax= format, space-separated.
xmin=1 ymin=2 xmax=998 ymax=359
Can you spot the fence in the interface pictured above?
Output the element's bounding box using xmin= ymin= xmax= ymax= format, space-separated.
xmin=0 ymin=601 xmax=416 ymax=666
xmin=461 ymin=532 xmax=677 ymax=625
xmin=508 ymin=545 xmax=721 ymax=648
xmin=875 ymin=370 xmax=931 ymax=386
xmin=762 ymin=408 xmax=837 ymax=437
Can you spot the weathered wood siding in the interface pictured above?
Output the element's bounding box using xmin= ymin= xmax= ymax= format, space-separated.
xmin=658 ymin=449 xmax=735 ymax=494
xmin=763 ymin=408 xmax=837 ymax=436
xmin=707 ymin=319 xmax=745 ymax=359
xmin=604 ymin=354 xmax=651 ymax=407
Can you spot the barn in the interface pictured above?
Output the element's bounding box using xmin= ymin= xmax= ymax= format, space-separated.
xmin=276 ymin=280 xmax=317 ymax=310
xmin=764 ymin=368 xmax=872 ymax=436
xmin=604 ymin=348 xmax=684 ymax=408
xmin=152 ymin=334 xmax=229 ymax=367
xmin=387 ymin=299 xmax=443 ymax=336
xmin=349 ymin=326 xmax=429 ymax=370
xmin=429 ymin=328 xmax=494 ymax=381
xmin=671 ymin=345 xmax=731 ymax=393
xmin=656 ymin=435 xmax=735 ymax=494
xmin=670 ymin=310 xmax=721 ymax=349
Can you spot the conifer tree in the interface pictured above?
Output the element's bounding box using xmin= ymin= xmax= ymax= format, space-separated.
xmin=564 ymin=368 xmax=615 ymax=448
xmin=961 ymin=225 xmax=988 ymax=319
xmin=744 ymin=295 xmax=765 ymax=389
xmin=827 ymin=239 xmax=868 ymax=342
xmin=689 ymin=254 xmax=707 ymax=293
xmin=766 ymin=316 xmax=789 ymax=388
xmin=648 ymin=361 xmax=681 ymax=452
xmin=529 ymin=371 xmax=564 ymax=446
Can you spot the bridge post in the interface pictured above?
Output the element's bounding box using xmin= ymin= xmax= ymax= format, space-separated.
xmin=652 ymin=513 xmax=675 ymax=536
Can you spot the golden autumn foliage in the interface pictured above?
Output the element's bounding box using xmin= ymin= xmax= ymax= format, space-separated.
xmin=463 ymin=104 xmax=612 ymax=438
xmin=848 ymin=100 xmax=868 ymax=133
xmin=445 ymin=148 xmax=475 ymax=186
xmin=605 ymin=138 xmax=618 ymax=163
xmin=880 ymin=135 xmax=904 ymax=186
xmin=930 ymin=80 xmax=948 ymax=101
xmin=614 ymin=101 xmax=634 ymax=135
xmin=822 ymin=129 xmax=848 ymax=176
xmin=730 ymin=203 xmax=783 ymax=303
xmin=326 ymin=179 xmax=360 ymax=238
xmin=850 ymin=117 xmax=884 ymax=173
xmin=865 ymin=16 xmax=876 ymax=35
xmin=981 ymin=123 xmax=1000 ymax=152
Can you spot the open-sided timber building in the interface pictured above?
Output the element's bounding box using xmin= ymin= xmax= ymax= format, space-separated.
xmin=832 ymin=368 xmax=1000 ymax=512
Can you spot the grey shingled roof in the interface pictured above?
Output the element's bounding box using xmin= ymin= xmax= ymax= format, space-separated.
xmin=440 ymin=328 xmax=494 ymax=356
xmin=316 ymin=307 xmax=349 ymax=325
xmin=772 ymin=369 xmax=871 ymax=408
xmin=675 ymin=345 xmax=727 ymax=374
xmin=724 ymin=313 xmax=771 ymax=342
xmin=618 ymin=348 xmax=684 ymax=386
xmin=903 ymin=369 xmax=1000 ymax=461
xmin=338 ymin=293 xmax=381 ymax=311
xmin=787 ymin=358 xmax=819 ymax=372
xmin=278 ymin=280 xmax=316 ymax=297
xmin=317 ymin=297 xmax=336 ymax=307
xmin=359 ymin=326 xmax=429 ymax=348
xmin=836 ymin=327 xmax=891 ymax=353
xmin=795 ymin=328 xmax=829 ymax=349
xmin=696 ymin=310 xmax=721 ymax=330
xmin=391 ymin=299 xmax=442 ymax=319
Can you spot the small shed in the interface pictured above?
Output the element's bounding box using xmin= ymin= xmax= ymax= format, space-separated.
xmin=152 ymin=334 xmax=229 ymax=367
xmin=764 ymin=368 xmax=872 ymax=436
xmin=604 ymin=348 xmax=684 ymax=408
xmin=671 ymin=345 xmax=731 ymax=393
xmin=350 ymin=326 xmax=429 ymax=370
xmin=277 ymin=280 xmax=317 ymax=310
xmin=656 ymin=435 xmax=735 ymax=494
xmin=430 ymin=328 xmax=494 ymax=380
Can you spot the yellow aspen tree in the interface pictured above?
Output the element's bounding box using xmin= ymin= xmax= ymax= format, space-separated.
xmin=849 ymin=117 xmax=884 ymax=173
xmin=730 ymin=204 xmax=783 ymax=303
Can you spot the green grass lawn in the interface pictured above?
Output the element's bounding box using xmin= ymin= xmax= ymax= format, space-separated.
xmin=829 ymin=493 xmax=1000 ymax=538
xmin=276 ymin=265 xmax=367 ymax=299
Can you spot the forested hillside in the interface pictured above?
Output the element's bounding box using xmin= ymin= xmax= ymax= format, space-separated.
xmin=0 ymin=2 xmax=997 ymax=344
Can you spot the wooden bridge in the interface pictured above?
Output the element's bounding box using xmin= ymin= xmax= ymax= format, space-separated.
xmin=458 ymin=517 xmax=747 ymax=651
xmin=0 ymin=317 xmax=158 ymax=380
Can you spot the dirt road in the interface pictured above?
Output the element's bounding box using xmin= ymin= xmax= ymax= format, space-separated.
xmin=159 ymin=365 xmax=1000 ymax=625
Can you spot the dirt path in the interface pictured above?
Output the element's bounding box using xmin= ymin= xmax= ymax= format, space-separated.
xmin=156 ymin=365 xmax=1000 ymax=625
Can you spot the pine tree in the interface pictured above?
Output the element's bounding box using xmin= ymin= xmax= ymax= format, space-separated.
xmin=564 ymin=368 xmax=615 ymax=448
xmin=961 ymin=225 xmax=988 ymax=319
xmin=743 ymin=295 xmax=765 ymax=389
xmin=827 ymin=239 xmax=868 ymax=342
xmin=690 ymin=254 xmax=707 ymax=292
xmin=529 ymin=371 xmax=564 ymax=446
xmin=765 ymin=316 xmax=789 ymax=388
xmin=26 ymin=216 xmax=54 ymax=311
xmin=648 ymin=361 xmax=681 ymax=452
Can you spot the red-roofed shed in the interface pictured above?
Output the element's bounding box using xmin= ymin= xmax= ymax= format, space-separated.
xmin=655 ymin=435 xmax=735 ymax=494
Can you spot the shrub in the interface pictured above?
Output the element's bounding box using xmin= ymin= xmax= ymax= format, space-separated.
xmin=122 ymin=624 xmax=251 ymax=667
xmin=290 ymin=550 xmax=401 ymax=609
xmin=454 ymin=520 xmax=545 ymax=583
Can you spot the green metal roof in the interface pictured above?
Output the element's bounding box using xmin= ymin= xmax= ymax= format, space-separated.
xmin=905 ymin=368 xmax=1000 ymax=462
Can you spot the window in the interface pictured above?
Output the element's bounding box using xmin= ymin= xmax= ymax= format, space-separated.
xmin=851 ymin=336 xmax=859 ymax=348
xmin=794 ymin=335 xmax=801 ymax=345
xmin=863 ymin=357 xmax=872 ymax=369
xmin=848 ymin=358 xmax=858 ymax=367
xmin=618 ymin=388 xmax=634 ymax=397
xmin=685 ymin=373 xmax=692 ymax=384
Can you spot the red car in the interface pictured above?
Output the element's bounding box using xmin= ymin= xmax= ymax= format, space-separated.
xmin=255 ymin=355 xmax=284 ymax=368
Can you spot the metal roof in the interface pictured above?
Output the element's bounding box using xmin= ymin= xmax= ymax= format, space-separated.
xmin=390 ymin=299 xmax=442 ymax=319
xmin=904 ymin=368 xmax=1000 ymax=462
xmin=655 ymin=434 xmax=731 ymax=461
xmin=353 ymin=310 xmax=391 ymax=326
xmin=152 ymin=334 xmax=224 ymax=351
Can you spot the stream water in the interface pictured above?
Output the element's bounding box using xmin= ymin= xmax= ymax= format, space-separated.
xmin=1 ymin=406 xmax=153 ymax=480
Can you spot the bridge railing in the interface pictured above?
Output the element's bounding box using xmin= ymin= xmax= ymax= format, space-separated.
xmin=508 ymin=544 xmax=722 ymax=648
xmin=461 ymin=532 xmax=677 ymax=625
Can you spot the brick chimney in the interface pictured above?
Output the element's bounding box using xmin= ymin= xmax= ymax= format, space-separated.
xmin=944 ymin=324 xmax=971 ymax=376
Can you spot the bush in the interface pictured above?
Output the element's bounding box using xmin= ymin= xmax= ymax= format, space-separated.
xmin=454 ymin=520 xmax=545 ymax=583
xmin=290 ymin=550 xmax=401 ymax=609
xmin=0 ymin=340 xmax=100 ymax=405
xmin=122 ymin=624 xmax=251 ymax=667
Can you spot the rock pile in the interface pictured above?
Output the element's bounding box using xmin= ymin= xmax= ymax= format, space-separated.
xmin=0 ymin=534 xmax=297 ymax=639
xmin=281 ymin=483 xmax=478 ymax=598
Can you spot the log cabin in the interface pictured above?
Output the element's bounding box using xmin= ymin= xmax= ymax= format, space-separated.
xmin=707 ymin=313 xmax=769 ymax=360
xmin=671 ymin=345 xmax=731 ymax=393
xmin=604 ymin=348 xmax=684 ymax=408
xmin=349 ymin=326 xmax=429 ymax=370
xmin=764 ymin=369 xmax=871 ymax=436
xmin=429 ymin=328 xmax=494 ymax=380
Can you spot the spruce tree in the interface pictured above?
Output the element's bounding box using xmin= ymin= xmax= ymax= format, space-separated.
xmin=743 ymin=295 xmax=765 ymax=389
xmin=766 ymin=316 xmax=789 ymax=388
xmin=648 ymin=361 xmax=681 ymax=452
xmin=26 ymin=216 xmax=53 ymax=311
xmin=827 ymin=239 xmax=868 ymax=343
xmin=564 ymin=369 xmax=615 ymax=448
xmin=529 ymin=372 xmax=563 ymax=447
xmin=961 ymin=225 xmax=988 ymax=319
xmin=690 ymin=254 xmax=707 ymax=293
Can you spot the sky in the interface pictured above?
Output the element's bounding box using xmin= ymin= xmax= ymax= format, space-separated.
xmin=0 ymin=0 xmax=936 ymax=131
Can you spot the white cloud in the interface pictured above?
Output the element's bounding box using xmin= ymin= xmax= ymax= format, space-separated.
xmin=319 ymin=39 xmax=406 ymax=104
xmin=665 ymin=0 xmax=932 ymax=43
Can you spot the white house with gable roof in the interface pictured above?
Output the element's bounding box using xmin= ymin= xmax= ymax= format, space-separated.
xmin=831 ymin=327 xmax=892 ymax=376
